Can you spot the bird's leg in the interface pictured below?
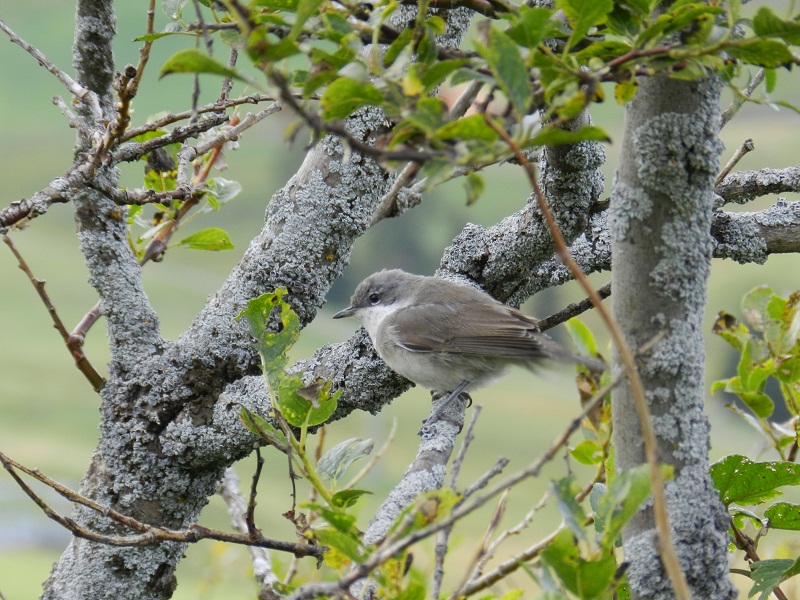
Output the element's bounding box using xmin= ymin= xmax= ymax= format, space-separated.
xmin=423 ymin=380 xmax=470 ymax=425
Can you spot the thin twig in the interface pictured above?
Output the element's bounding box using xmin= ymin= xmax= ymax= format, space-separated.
xmin=731 ymin=522 xmax=790 ymax=600
xmin=0 ymin=19 xmax=101 ymax=118
xmin=537 ymin=281 xmax=612 ymax=331
xmin=0 ymin=451 xmax=323 ymax=559
xmin=217 ymin=468 xmax=281 ymax=599
xmin=483 ymin=114 xmax=691 ymax=600
xmin=720 ymin=68 xmax=765 ymax=129
xmin=247 ymin=448 xmax=265 ymax=536
xmin=715 ymin=138 xmax=755 ymax=187
xmin=3 ymin=235 xmax=105 ymax=391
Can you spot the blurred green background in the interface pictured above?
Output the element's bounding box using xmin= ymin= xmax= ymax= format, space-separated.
xmin=1 ymin=1 xmax=799 ymax=598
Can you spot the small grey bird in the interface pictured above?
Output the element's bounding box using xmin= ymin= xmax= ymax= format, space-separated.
xmin=333 ymin=269 xmax=601 ymax=419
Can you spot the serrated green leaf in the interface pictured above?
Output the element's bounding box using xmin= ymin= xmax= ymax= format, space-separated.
xmin=711 ymin=455 xmax=800 ymax=507
xmin=557 ymin=0 xmax=613 ymax=47
xmin=765 ymin=502 xmax=800 ymax=530
xmin=726 ymin=39 xmax=793 ymax=69
xmin=530 ymin=125 xmax=611 ymax=146
xmin=159 ymin=48 xmax=249 ymax=81
xmin=750 ymin=559 xmax=800 ymax=600
xmin=478 ymin=27 xmax=531 ymax=115
xmin=753 ymin=7 xmax=800 ymax=46
xmin=177 ymin=227 xmax=234 ymax=251
xmin=318 ymin=438 xmax=375 ymax=482
xmin=320 ymin=77 xmax=384 ymax=120
xmin=331 ymin=489 xmax=373 ymax=509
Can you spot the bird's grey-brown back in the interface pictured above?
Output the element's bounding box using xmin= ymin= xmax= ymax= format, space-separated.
xmin=333 ymin=269 xmax=603 ymax=395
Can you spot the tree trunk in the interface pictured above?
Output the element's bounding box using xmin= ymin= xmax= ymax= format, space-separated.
xmin=610 ymin=74 xmax=736 ymax=599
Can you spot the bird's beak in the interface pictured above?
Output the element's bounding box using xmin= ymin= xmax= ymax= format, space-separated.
xmin=332 ymin=306 xmax=356 ymax=319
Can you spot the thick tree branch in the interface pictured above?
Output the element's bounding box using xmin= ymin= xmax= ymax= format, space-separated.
xmin=715 ymin=164 xmax=800 ymax=206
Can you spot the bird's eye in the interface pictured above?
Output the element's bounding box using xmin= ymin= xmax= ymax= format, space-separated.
xmin=368 ymin=292 xmax=381 ymax=305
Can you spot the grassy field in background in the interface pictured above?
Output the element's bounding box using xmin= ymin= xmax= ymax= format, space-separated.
xmin=1 ymin=1 xmax=800 ymax=597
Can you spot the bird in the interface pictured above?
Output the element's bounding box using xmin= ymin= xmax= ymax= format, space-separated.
xmin=333 ymin=269 xmax=602 ymax=422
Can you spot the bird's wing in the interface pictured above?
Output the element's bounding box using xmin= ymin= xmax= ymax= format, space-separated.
xmin=385 ymin=300 xmax=559 ymax=359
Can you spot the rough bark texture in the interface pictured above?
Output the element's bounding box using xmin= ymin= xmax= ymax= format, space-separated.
xmin=610 ymin=74 xmax=737 ymax=599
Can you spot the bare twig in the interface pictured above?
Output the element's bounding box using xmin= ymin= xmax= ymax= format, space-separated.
xmin=120 ymin=94 xmax=281 ymax=142
xmin=715 ymin=138 xmax=755 ymax=187
xmin=720 ymin=68 xmax=765 ymax=129
xmin=537 ymin=281 xmax=612 ymax=331
xmin=217 ymin=468 xmax=281 ymax=599
xmin=247 ymin=449 xmax=265 ymax=536
xmin=0 ymin=451 xmax=323 ymax=559
xmin=0 ymin=19 xmax=101 ymax=118
xmin=3 ymin=235 xmax=105 ymax=391
xmin=483 ymin=114 xmax=691 ymax=600
xmin=731 ymin=522 xmax=790 ymax=600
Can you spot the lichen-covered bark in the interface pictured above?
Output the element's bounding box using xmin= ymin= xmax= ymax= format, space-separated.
xmin=610 ymin=74 xmax=736 ymax=599
xmin=41 ymin=3 xmax=474 ymax=599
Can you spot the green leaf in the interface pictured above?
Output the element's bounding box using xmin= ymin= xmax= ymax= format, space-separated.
xmin=750 ymin=559 xmax=800 ymax=600
xmin=725 ymin=39 xmax=794 ymax=69
xmin=253 ymin=0 xmax=299 ymax=10
xmin=596 ymin=464 xmax=666 ymax=550
xmin=144 ymin=169 xmax=177 ymax=193
xmin=275 ymin=376 xmax=339 ymax=427
xmin=239 ymin=408 xmax=287 ymax=449
xmin=317 ymin=438 xmax=375 ymax=482
xmin=614 ymin=78 xmax=638 ymax=105
xmin=315 ymin=527 xmax=366 ymax=563
xmin=292 ymin=0 xmax=324 ymax=38
xmin=530 ymin=125 xmax=611 ymax=146
xmin=552 ymin=477 xmax=588 ymax=541
xmin=505 ymin=6 xmax=555 ymax=49
xmin=765 ymin=502 xmax=800 ymax=530
xmin=742 ymin=286 xmax=775 ymax=331
xmin=205 ymin=177 xmax=242 ymax=209
xmin=540 ymin=528 xmax=618 ymax=599
xmin=556 ymin=0 xmax=614 ymax=47
xmin=712 ymin=311 xmax=750 ymax=352
xmin=463 ymin=172 xmax=485 ymax=206
xmin=435 ymin=114 xmax=500 ymax=143
xmin=159 ymin=48 xmax=249 ymax=81
xmin=315 ymin=506 xmax=358 ymax=533
xmin=570 ymin=440 xmax=603 ymax=466
xmin=238 ymin=289 xmax=300 ymax=377
xmin=753 ymin=7 xmax=800 ymax=46
xmin=384 ymin=28 xmax=414 ymax=67
xmin=320 ymin=77 xmax=384 ymax=120
xmin=176 ymin=227 xmax=234 ymax=251
xmin=711 ymin=455 xmax=800 ymax=507
xmin=331 ymin=489 xmax=373 ymax=509
xmin=420 ymin=59 xmax=468 ymax=93
xmin=477 ymin=27 xmax=531 ymax=115
xmin=565 ymin=318 xmax=598 ymax=358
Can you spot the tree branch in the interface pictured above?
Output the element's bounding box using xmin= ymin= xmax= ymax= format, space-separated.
xmin=715 ymin=164 xmax=800 ymax=207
